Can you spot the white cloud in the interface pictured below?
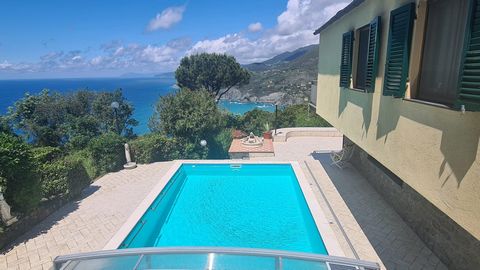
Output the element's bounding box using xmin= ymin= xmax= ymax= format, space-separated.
xmin=140 ymin=45 xmax=178 ymax=63
xmin=248 ymin=22 xmax=263 ymax=33
xmin=0 ymin=60 xmax=12 ymax=69
xmin=0 ymin=0 xmax=350 ymax=77
xmin=0 ymin=38 xmax=190 ymax=77
xmin=147 ymin=6 xmax=186 ymax=31
xmin=188 ymin=0 xmax=350 ymax=63
xmin=90 ymin=56 xmax=103 ymax=66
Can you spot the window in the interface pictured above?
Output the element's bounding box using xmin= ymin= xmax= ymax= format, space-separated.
xmin=417 ymin=0 xmax=470 ymax=106
xmin=456 ymin=0 xmax=480 ymax=111
xmin=365 ymin=17 xmax=381 ymax=92
xmin=340 ymin=31 xmax=354 ymax=88
xmin=339 ymin=17 xmax=381 ymax=91
xmin=354 ymin=25 xmax=370 ymax=90
xmin=383 ymin=3 xmax=416 ymax=98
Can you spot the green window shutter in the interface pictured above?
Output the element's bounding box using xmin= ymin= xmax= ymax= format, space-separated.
xmin=365 ymin=16 xmax=382 ymax=92
xmin=456 ymin=0 xmax=480 ymax=111
xmin=340 ymin=31 xmax=354 ymax=88
xmin=383 ymin=3 xmax=415 ymax=97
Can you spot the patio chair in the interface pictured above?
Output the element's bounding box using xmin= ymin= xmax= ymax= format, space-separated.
xmin=330 ymin=141 xmax=355 ymax=169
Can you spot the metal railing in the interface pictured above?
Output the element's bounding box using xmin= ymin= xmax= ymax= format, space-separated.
xmin=53 ymin=247 xmax=380 ymax=270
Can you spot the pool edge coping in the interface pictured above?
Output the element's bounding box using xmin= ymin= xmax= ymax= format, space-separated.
xmin=103 ymin=160 xmax=345 ymax=257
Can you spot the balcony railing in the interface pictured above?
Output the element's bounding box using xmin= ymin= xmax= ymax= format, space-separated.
xmin=53 ymin=247 xmax=380 ymax=270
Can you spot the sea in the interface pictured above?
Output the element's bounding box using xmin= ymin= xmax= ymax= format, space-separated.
xmin=0 ymin=77 xmax=276 ymax=134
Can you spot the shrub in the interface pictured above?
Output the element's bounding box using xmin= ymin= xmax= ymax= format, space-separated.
xmin=129 ymin=134 xmax=211 ymax=163
xmin=87 ymin=132 xmax=126 ymax=175
xmin=278 ymin=104 xmax=331 ymax=128
xmin=208 ymin=129 xmax=233 ymax=159
xmin=64 ymin=158 xmax=91 ymax=196
xmin=31 ymin=146 xmax=91 ymax=198
xmin=176 ymin=139 xmax=208 ymax=159
xmin=241 ymin=109 xmax=274 ymax=135
xmin=66 ymin=150 xmax=98 ymax=179
xmin=129 ymin=134 xmax=179 ymax=164
xmin=0 ymin=133 xmax=41 ymax=213
xmin=31 ymin=146 xmax=63 ymax=163
xmin=37 ymin=157 xmax=90 ymax=198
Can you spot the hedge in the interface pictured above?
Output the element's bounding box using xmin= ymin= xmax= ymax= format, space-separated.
xmin=0 ymin=133 xmax=41 ymax=213
xmin=129 ymin=133 xmax=210 ymax=164
xmin=129 ymin=133 xmax=179 ymax=164
xmin=87 ymin=132 xmax=126 ymax=175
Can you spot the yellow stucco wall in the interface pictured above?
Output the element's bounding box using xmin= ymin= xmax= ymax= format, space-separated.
xmin=316 ymin=0 xmax=480 ymax=240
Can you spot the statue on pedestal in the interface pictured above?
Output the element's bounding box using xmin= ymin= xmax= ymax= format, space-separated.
xmin=123 ymin=143 xmax=137 ymax=169
xmin=0 ymin=188 xmax=17 ymax=226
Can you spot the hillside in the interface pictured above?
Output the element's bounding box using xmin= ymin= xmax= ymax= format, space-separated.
xmin=224 ymin=44 xmax=319 ymax=105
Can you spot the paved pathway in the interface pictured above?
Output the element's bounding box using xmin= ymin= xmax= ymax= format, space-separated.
xmin=253 ymin=136 xmax=447 ymax=270
xmin=0 ymin=162 xmax=174 ymax=270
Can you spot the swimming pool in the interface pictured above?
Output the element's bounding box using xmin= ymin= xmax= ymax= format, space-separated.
xmin=55 ymin=161 xmax=381 ymax=270
xmin=105 ymin=161 xmax=343 ymax=256
xmin=119 ymin=163 xmax=327 ymax=253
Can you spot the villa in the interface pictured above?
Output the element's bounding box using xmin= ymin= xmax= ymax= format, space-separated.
xmin=313 ymin=0 xmax=480 ymax=269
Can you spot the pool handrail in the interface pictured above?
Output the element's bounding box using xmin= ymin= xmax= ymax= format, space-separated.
xmin=53 ymin=247 xmax=380 ymax=270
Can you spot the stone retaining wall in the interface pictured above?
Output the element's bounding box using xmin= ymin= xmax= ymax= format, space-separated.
xmin=349 ymin=140 xmax=480 ymax=270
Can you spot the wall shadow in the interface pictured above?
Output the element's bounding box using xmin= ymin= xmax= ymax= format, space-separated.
xmin=1 ymin=185 xmax=100 ymax=253
xmin=375 ymin=95 xmax=401 ymax=142
xmin=375 ymin=96 xmax=480 ymax=187
xmin=338 ymin=88 xmax=374 ymax=137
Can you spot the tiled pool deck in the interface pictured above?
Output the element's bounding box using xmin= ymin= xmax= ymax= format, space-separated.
xmin=0 ymin=135 xmax=447 ymax=270
xmin=252 ymin=136 xmax=447 ymax=270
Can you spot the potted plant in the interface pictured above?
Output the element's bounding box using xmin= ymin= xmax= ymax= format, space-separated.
xmin=263 ymin=122 xmax=272 ymax=139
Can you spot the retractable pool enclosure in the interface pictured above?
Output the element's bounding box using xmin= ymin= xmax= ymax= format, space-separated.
xmin=53 ymin=247 xmax=380 ymax=270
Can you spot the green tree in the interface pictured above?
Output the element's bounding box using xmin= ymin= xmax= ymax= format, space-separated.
xmin=91 ymin=90 xmax=138 ymax=137
xmin=278 ymin=104 xmax=330 ymax=128
xmin=175 ymin=53 xmax=250 ymax=102
xmin=149 ymin=88 xmax=226 ymax=141
xmin=7 ymin=89 xmax=138 ymax=148
xmin=8 ymin=90 xmax=67 ymax=146
xmin=0 ymin=133 xmax=41 ymax=212
xmin=0 ymin=116 xmax=11 ymax=134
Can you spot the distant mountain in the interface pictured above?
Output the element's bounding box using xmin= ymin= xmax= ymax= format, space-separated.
xmin=119 ymin=72 xmax=175 ymax=79
xmin=243 ymin=44 xmax=318 ymax=72
xmin=119 ymin=72 xmax=157 ymax=78
xmin=154 ymin=72 xmax=175 ymax=79
xmin=225 ymin=44 xmax=319 ymax=104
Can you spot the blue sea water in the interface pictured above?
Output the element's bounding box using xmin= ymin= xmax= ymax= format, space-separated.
xmin=121 ymin=164 xmax=327 ymax=254
xmin=0 ymin=78 xmax=275 ymax=134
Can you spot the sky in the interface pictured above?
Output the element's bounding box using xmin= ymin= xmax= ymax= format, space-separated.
xmin=0 ymin=0 xmax=350 ymax=79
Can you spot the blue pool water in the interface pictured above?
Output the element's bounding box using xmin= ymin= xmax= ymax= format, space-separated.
xmin=120 ymin=164 xmax=327 ymax=254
